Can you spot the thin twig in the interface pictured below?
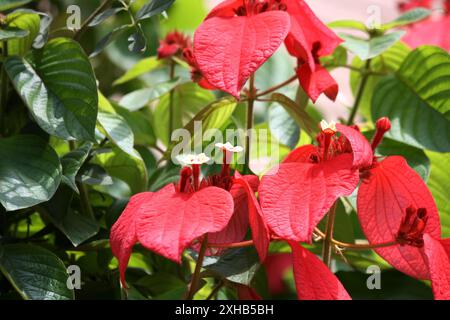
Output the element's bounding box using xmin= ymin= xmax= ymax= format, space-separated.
xmin=256 ymin=75 xmax=297 ymax=98
xmin=74 ymin=0 xmax=114 ymax=41
xmin=186 ymin=235 xmax=208 ymax=300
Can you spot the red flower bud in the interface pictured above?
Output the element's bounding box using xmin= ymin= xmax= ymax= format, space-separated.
xmin=371 ymin=117 xmax=392 ymax=151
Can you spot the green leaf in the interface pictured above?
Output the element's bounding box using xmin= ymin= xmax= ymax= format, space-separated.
xmin=42 ymin=186 xmax=99 ymax=247
xmin=202 ymin=247 xmax=260 ymax=286
xmin=5 ymin=38 xmax=98 ymax=141
xmin=115 ymin=105 xmax=156 ymax=146
xmin=350 ymin=41 xmax=410 ymax=120
xmin=61 ymin=142 xmax=93 ymax=192
xmin=88 ymin=7 xmax=125 ymax=27
xmin=113 ymin=57 xmax=165 ymax=86
xmin=321 ymin=45 xmax=348 ymax=69
xmin=0 ymin=135 xmax=62 ymax=211
xmin=119 ymin=78 xmax=180 ymax=112
xmin=0 ymin=244 xmax=74 ymax=300
xmin=3 ymin=11 xmax=40 ymax=56
xmin=0 ymin=0 xmax=34 ymax=11
xmin=426 ymin=151 xmax=450 ymax=237
xmin=372 ymin=46 xmax=450 ymax=152
xmin=135 ymin=0 xmax=176 ymax=21
xmin=328 ymin=20 xmax=367 ymax=32
xmin=382 ymin=8 xmax=431 ymax=31
xmin=269 ymin=93 xmax=318 ymax=138
xmin=90 ymin=25 xmax=130 ymax=58
xmin=0 ymin=27 xmax=29 ymax=41
xmin=94 ymin=147 xmax=147 ymax=194
xmin=154 ymin=82 xmax=216 ymax=146
xmin=340 ymin=31 xmax=405 ymax=60
xmin=78 ymin=164 xmax=113 ymax=186
xmin=268 ymin=103 xmax=299 ymax=149
xmin=97 ymin=112 xmax=139 ymax=159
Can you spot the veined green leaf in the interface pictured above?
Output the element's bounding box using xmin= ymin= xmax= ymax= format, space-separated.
xmin=426 ymin=151 xmax=450 ymax=237
xmin=5 ymin=38 xmax=98 ymax=141
xmin=0 ymin=135 xmax=61 ymax=211
xmin=0 ymin=244 xmax=74 ymax=300
xmin=372 ymin=46 xmax=450 ymax=152
xmin=3 ymin=11 xmax=40 ymax=56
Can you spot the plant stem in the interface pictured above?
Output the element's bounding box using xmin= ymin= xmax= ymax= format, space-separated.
xmin=206 ymin=280 xmax=224 ymax=300
xmin=186 ymin=235 xmax=208 ymax=300
xmin=1 ymin=41 xmax=9 ymax=137
xmin=68 ymin=141 xmax=95 ymax=220
xmin=245 ymin=75 xmax=256 ymax=171
xmin=255 ymin=75 xmax=297 ymax=98
xmin=74 ymin=0 xmax=114 ymax=41
xmin=168 ymin=59 xmax=176 ymax=143
xmin=322 ymin=202 xmax=337 ymax=268
xmin=208 ymin=240 xmax=254 ymax=249
xmin=314 ymin=228 xmax=397 ymax=250
xmin=347 ymin=59 xmax=372 ymax=125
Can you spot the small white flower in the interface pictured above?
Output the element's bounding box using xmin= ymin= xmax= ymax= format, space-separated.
xmin=215 ymin=142 xmax=244 ymax=153
xmin=176 ymin=153 xmax=210 ymax=166
xmin=320 ymin=120 xmax=337 ymax=133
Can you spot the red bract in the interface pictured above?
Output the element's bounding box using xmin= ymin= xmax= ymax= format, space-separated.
xmin=357 ymin=118 xmax=450 ymax=299
xmin=264 ymin=253 xmax=292 ymax=295
xmin=289 ymin=241 xmax=351 ymax=300
xmin=357 ymin=119 xmax=441 ymax=279
xmin=193 ymin=0 xmax=341 ymax=100
xmin=259 ymin=121 xmax=371 ymax=242
xmin=398 ymin=0 xmax=432 ymax=11
xmin=157 ymin=31 xmax=192 ymax=59
xmin=423 ymin=235 xmax=450 ymax=300
xmin=110 ymin=146 xmax=266 ymax=287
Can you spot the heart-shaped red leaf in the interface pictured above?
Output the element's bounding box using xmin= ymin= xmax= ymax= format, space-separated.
xmin=233 ymin=172 xmax=270 ymax=262
xmin=110 ymin=192 xmax=153 ymax=287
xmin=208 ymin=175 xmax=259 ymax=249
xmin=259 ymin=153 xmax=358 ymax=242
xmin=136 ymin=184 xmax=234 ymax=263
xmin=336 ymin=123 xmax=373 ymax=169
xmin=296 ymin=63 xmax=338 ymax=103
xmin=357 ymin=156 xmax=441 ymax=279
xmin=424 ymin=234 xmax=450 ymax=300
xmin=194 ymin=11 xmax=290 ymax=98
xmin=289 ymin=241 xmax=351 ymax=300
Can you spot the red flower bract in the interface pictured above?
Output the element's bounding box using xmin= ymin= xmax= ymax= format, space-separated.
xmin=259 ymin=122 xmax=371 ymax=242
xmin=289 ymin=241 xmax=351 ymax=300
xmin=193 ymin=0 xmax=341 ymax=100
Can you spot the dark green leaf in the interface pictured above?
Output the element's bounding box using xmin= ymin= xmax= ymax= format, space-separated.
xmin=135 ymin=0 xmax=176 ymax=21
xmin=372 ymin=46 xmax=450 ymax=152
xmin=0 ymin=244 xmax=74 ymax=300
xmin=0 ymin=135 xmax=61 ymax=211
xmin=77 ymin=163 xmax=113 ymax=186
xmin=43 ymin=186 xmax=99 ymax=247
xmin=88 ymin=7 xmax=125 ymax=27
xmin=5 ymin=38 xmax=98 ymax=141
xmin=89 ymin=25 xmax=130 ymax=58
xmin=0 ymin=0 xmax=34 ymax=11
xmin=61 ymin=142 xmax=93 ymax=192
xmin=202 ymin=247 xmax=260 ymax=286
xmin=0 ymin=27 xmax=29 ymax=41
